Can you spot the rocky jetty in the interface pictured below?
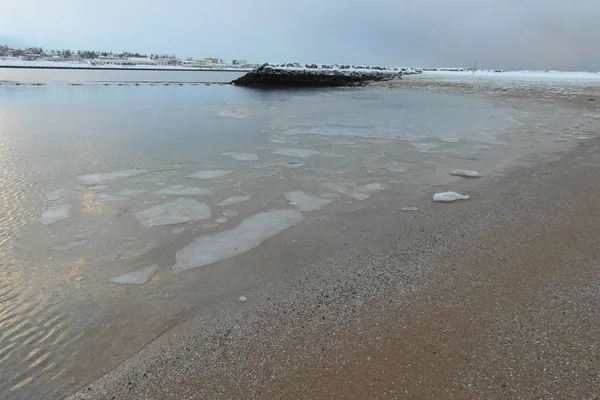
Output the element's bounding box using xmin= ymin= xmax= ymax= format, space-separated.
xmin=232 ymin=63 xmax=422 ymax=87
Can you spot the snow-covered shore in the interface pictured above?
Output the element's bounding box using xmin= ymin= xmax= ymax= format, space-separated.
xmin=0 ymin=58 xmax=251 ymax=71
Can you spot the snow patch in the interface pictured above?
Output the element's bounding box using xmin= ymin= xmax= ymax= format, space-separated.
xmin=174 ymin=209 xmax=304 ymax=271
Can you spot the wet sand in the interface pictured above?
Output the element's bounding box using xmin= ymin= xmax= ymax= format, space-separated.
xmin=67 ymin=83 xmax=600 ymax=399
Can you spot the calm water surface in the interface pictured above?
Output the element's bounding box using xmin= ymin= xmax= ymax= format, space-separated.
xmin=0 ymin=70 xmax=587 ymax=399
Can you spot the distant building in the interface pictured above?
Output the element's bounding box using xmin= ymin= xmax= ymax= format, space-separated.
xmin=203 ymin=57 xmax=221 ymax=64
xmin=232 ymin=59 xmax=247 ymax=65
xmin=155 ymin=57 xmax=179 ymax=66
xmin=24 ymin=53 xmax=40 ymax=61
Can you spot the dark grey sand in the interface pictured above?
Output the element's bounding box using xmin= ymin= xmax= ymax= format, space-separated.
xmin=67 ymin=85 xmax=600 ymax=400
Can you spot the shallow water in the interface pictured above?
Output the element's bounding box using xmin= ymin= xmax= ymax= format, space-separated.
xmin=0 ymin=78 xmax=595 ymax=399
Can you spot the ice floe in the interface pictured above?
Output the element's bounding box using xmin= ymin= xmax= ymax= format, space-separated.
xmin=54 ymin=238 xmax=89 ymax=251
xmin=41 ymin=204 xmax=72 ymax=225
xmin=135 ymin=198 xmax=211 ymax=227
xmin=216 ymin=217 xmax=228 ymax=224
xmin=222 ymin=210 xmax=239 ymax=217
xmin=216 ymin=111 xmax=251 ymax=119
xmin=156 ymin=185 xmax=214 ymax=196
xmin=108 ymin=265 xmax=158 ymax=285
xmin=218 ymin=195 xmax=250 ymax=206
xmin=78 ymin=169 xmax=149 ymax=184
xmin=273 ymin=148 xmax=320 ymax=158
xmin=356 ymin=183 xmax=389 ymax=193
xmin=187 ymin=170 xmax=232 ymax=180
xmin=225 ymin=153 xmax=260 ymax=161
xmin=46 ymin=189 xmax=68 ymax=202
xmin=401 ymin=206 xmax=419 ymax=211
xmin=285 ymin=191 xmax=333 ymax=212
xmin=449 ymin=169 xmax=481 ymax=178
xmin=432 ymin=191 xmax=470 ymax=202
xmin=174 ymin=209 xmax=304 ymax=271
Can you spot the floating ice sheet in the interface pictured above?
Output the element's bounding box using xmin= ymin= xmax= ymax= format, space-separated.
xmin=218 ymin=195 xmax=250 ymax=206
xmin=222 ymin=210 xmax=239 ymax=217
xmin=136 ymin=198 xmax=211 ymax=227
xmin=216 ymin=111 xmax=251 ymax=119
xmin=285 ymin=191 xmax=333 ymax=212
xmin=108 ymin=265 xmax=158 ymax=285
xmin=356 ymin=183 xmax=389 ymax=193
xmin=46 ymin=189 xmax=68 ymax=202
xmin=401 ymin=206 xmax=419 ymax=211
xmin=54 ymin=239 xmax=89 ymax=251
xmin=227 ymin=153 xmax=259 ymax=161
xmin=449 ymin=169 xmax=481 ymax=178
xmin=78 ymin=169 xmax=148 ymax=184
xmin=187 ymin=170 xmax=232 ymax=180
xmin=174 ymin=209 xmax=303 ymax=271
xmin=41 ymin=204 xmax=72 ymax=225
xmin=433 ymin=191 xmax=470 ymax=202
xmin=273 ymin=148 xmax=320 ymax=158
xmin=156 ymin=185 xmax=214 ymax=196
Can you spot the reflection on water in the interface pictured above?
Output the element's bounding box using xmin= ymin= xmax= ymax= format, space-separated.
xmin=0 ymin=81 xmax=592 ymax=399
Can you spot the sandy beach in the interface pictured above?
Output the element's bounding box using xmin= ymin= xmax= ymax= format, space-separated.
xmin=63 ymin=78 xmax=600 ymax=399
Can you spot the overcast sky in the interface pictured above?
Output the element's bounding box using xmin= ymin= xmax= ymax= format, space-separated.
xmin=1 ymin=0 xmax=598 ymax=70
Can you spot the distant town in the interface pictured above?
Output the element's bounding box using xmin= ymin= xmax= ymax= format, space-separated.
xmin=0 ymin=45 xmax=258 ymax=70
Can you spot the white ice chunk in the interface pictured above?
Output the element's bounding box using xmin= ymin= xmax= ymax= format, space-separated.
xmin=433 ymin=191 xmax=470 ymax=202
xmin=135 ymin=198 xmax=211 ymax=227
xmin=401 ymin=207 xmax=419 ymax=211
xmin=171 ymin=227 xmax=186 ymax=234
xmin=322 ymin=183 xmax=370 ymax=200
xmin=41 ymin=204 xmax=72 ymax=225
xmin=228 ymin=153 xmax=259 ymax=161
xmin=96 ymin=194 xmax=131 ymax=202
xmin=216 ymin=111 xmax=251 ymax=119
xmin=216 ymin=217 xmax=228 ymax=224
xmin=78 ymin=169 xmax=148 ymax=184
xmin=273 ymin=148 xmax=319 ymax=158
xmin=449 ymin=169 xmax=481 ymax=178
xmin=187 ymin=170 xmax=232 ymax=180
xmin=108 ymin=265 xmax=158 ymax=285
xmin=285 ymin=190 xmax=333 ymax=212
xmin=174 ymin=209 xmax=303 ymax=271
xmin=223 ymin=210 xmax=239 ymax=217
xmin=218 ymin=195 xmax=250 ymax=206
xmin=156 ymin=185 xmax=214 ymax=196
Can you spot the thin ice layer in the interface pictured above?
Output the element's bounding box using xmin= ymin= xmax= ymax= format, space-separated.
xmin=108 ymin=265 xmax=158 ymax=285
xmin=187 ymin=170 xmax=232 ymax=180
xmin=285 ymin=191 xmax=333 ymax=212
xmin=174 ymin=209 xmax=303 ymax=271
xmin=78 ymin=169 xmax=149 ymax=184
xmin=218 ymin=195 xmax=250 ymax=206
xmin=135 ymin=198 xmax=211 ymax=227
xmin=273 ymin=148 xmax=320 ymax=158
xmin=156 ymin=185 xmax=214 ymax=196
xmin=40 ymin=204 xmax=72 ymax=225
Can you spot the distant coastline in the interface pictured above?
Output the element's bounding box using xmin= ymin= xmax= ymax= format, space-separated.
xmin=0 ymin=64 xmax=251 ymax=72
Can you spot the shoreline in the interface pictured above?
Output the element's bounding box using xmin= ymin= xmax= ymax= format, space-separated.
xmin=0 ymin=65 xmax=249 ymax=72
xmin=65 ymin=84 xmax=600 ymax=399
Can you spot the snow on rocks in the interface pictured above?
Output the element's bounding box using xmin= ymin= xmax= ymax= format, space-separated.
xmin=174 ymin=209 xmax=303 ymax=271
xmin=135 ymin=198 xmax=211 ymax=227
xmin=285 ymin=190 xmax=333 ymax=212
xmin=433 ymin=191 xmax=470 ymax=202
xmin=108 ymin=265 xmax=158 ymax=285
xmin=449 ymin=169 xmax=481 ymax=178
